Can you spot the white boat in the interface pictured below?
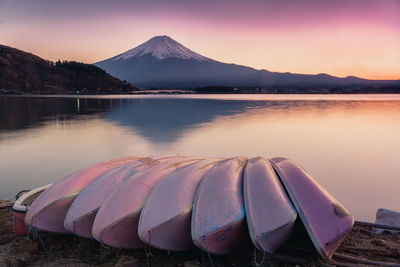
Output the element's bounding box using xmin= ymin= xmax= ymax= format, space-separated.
xmin=13 ymin=184 xmax=52 ymax=235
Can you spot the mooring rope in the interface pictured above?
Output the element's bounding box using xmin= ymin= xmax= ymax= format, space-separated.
xmin=203 ymin=234 xmax=215 ymax=267
xmin=253 ymin=246 xmax=266 ymax=266
xmin=27 ymin=225 xmax=47 ymax=251
xmin=145 ymin=230 xmax=153 ymax=266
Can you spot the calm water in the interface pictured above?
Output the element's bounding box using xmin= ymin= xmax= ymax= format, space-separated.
xmin=1 ymin=94 xmax=400 ymax=221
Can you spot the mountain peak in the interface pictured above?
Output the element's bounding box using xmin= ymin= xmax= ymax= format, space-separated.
xmin=113 ymin=35 xmax=210 ymax=61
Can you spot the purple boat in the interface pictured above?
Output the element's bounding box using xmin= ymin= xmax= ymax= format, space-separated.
xmin=243 ymin=157 xmax=297 ymax=253
xmin=64 ymin=156 xmax=172 ymax=238
xmin=24 ymin=156 xmax=140 ymax=233
xmin=138 ymin=158 xmax=221 ymax=251
xmin=270 ymin=157 xmax=354 ymax=260
xmin=92 ymin=157 xmax=201 ymax=249
xmin=191 ymin=157 xmax=248 ymax=255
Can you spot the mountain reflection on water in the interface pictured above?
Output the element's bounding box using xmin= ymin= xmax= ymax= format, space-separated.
xmin=104 ymin=98 xmax=322 ymax=143
xmin=1 ymin=96 xmax=344 ymax=143
xmin=1 ymin=95 xmax=400 ymax=222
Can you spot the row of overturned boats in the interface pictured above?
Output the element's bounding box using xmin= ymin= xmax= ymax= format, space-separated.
xmin=16 ymin=155 xmax=354 ymax=261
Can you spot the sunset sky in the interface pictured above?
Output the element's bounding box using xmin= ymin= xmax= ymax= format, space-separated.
xmin=1 ymin=0 xmax=399 ymax=80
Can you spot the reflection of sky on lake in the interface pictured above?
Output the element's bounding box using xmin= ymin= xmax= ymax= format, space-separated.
xmin=103 ymin=97 xmax=359 ymax=144
xmin=104 ymin=98 xmax=275 ymax=143
xmin=1 ymin=95 xmax=400 ymax=221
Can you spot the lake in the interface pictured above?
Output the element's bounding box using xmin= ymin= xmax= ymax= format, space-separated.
xmin=1 ymin=94 xmax=400 ymax=222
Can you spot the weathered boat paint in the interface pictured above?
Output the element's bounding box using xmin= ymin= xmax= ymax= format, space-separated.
xmin=25 ymin=156 xmax=139 ymax=233
xmin=64 ymin=156 xmax=174 ymax=238
xmin=92 ymin=157 xmax=202 ymax=249
xmin=138 ymin=158 xmax=222 ymax=250
xmin=191 ymin=157 xmax=248 ymax=255
xmin=270 ymin=157 xmax=354 ymax=260
xmin=243 ymin=157 xmax=297 ymax=253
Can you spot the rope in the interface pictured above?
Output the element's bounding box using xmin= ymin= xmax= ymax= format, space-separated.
xmin=27 ymin=225 xmax=47 ymax=251
xmin=99 ymin=239 xmax=110 ymax=257
xmin=201 ymin=250 xmax=206 ymax=267
xmin=145 ymin=230 xmax=153 ymax=267
xmin=253 ymin=247 xmax=266 ymax=266
xmin=203 ymin=234 xmax=214 ymax=267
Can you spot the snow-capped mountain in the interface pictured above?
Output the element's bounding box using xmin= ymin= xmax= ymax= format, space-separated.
xmin=111 ymin=35 xmax=210 ymax=61
xmin=95 ymin=35 xmax=397 ymax=89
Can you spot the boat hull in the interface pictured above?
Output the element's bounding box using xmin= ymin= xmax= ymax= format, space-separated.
xmin=13 ymin=184 xmax=52 ymax=235
xmin=140 ymin=213 xmax=193 ymax=250
xmin=92 ymin=157 xmax=201 ymax=248
xmin=138 ymin=158 xmax=221 ymax=250
xmin=64 ymin=157 xmax=170 ymax=238
xmin=270 ymin=157 xmax=354 ymax=260
xmin=191 ymin=157 xmax=248 ymax=254
xmin=244 ymin=157 xmax=297 ymax=253
xmin=25 ymin=156 xmax=139 ymax=233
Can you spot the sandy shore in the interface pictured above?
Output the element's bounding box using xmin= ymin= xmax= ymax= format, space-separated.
xmin=0 ymin=201 xmax=399 ymax=266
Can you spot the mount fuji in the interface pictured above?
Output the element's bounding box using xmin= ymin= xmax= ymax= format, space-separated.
xmin=95 ymin=35 xmax=399 ymax=89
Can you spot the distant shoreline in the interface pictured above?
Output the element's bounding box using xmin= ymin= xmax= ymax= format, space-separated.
xmin=2 ymin=93 xmax=400 ymax=102
xmin=2 ymin=91 xmax=400 ymax=96
xmin=2 ymin=84 xmax=400 ymax=96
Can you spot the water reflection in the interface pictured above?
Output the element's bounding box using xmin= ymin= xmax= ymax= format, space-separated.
xmin=0 ymin=96 xmax=367 ymax=144
xmin=105 ymin=98 xmax=269 ymax=143
xmin=0 ymin=95 xmax=400 ymax=221
xmin=0 ymin=96 xmax=102 ymax=132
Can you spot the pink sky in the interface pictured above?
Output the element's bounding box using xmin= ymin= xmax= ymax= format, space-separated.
xmin=0 ymin=0 xmax=399 ymax=79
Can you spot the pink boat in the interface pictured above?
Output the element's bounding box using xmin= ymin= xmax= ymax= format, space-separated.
xmin=92 ymin=157 xmax=201 ymax=249
xmin=64 ymin=156 xmax=173 ymax=238
xmin=138 ymin=158 xmax=221 ymax=251
xmin=25 ymin=156 xmax=140 ymax=233
xmin=270 ymin=157 xmax=354 ymax=260
xmin=191 ymin=157 xmax=248 ymax=255
xmin=244 ymin=157 xmax=297 ymax=253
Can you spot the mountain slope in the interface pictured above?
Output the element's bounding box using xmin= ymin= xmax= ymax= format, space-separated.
xmin=95 ymin=35 xmax=400 ymax=89
xmin=0 ymin=44 xmax=136 ymax=93
xmin=111 ymin=35 xmax=210 ymax=61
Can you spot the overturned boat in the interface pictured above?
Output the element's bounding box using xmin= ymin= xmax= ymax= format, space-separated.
xmin=191 ymin=157 xmax=248 ymax=254
xmin=13 ymin=184 xmax=52 ymax=235
xmin=270 ymin=157 xmax=354 ymax=260
xmin=64 ymin=157 xmax=169 ymax=238
xmin=138 ymin=158 xmax=221 ymax=250
xmin=92 ymin=157 xmax=201 ymax=248
xmin=244 ymin=157 xmax=297 ymax=253
xmin=19 ymin=154 xmax=353 ymax=261
xmin=25 ymin=157 xmax=140 ymax=233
